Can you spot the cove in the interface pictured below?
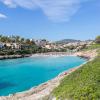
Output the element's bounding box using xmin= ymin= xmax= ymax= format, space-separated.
xmin=0 ymin=56 xmax=86 ymax=96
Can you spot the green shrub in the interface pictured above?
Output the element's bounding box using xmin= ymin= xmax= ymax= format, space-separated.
xmin=95 ymin=36 xmax=100 ymax=43
xmin=53 ymin=51 xmax=100 ymax=100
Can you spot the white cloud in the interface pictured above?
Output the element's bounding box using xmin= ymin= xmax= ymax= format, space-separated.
xmin=0 ymin=13 xmax=7 ymax=19
xmin=35 ymin=0 xmax=80 ymax=22
xmin=0 ymin=0 xmax=88 ymax=22
xmin=0 ymin=0 xmax=36 ymax=9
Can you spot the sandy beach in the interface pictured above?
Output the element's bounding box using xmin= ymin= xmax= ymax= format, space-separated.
xmin=0 ymin=50 xmax=97 ymax=100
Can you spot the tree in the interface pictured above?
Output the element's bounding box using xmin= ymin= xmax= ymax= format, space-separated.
xmin=16 ymin=36 xmax=20 ymax=43
xmin=20 ymin=38 xmax=25 ymax=43
xmin=25 ymin=39 xmax=31 ymax=44
xmin=0 ymin=36 xmax=7 ymax=42
xmin=95 ymin=36 xmax=100 ymax=43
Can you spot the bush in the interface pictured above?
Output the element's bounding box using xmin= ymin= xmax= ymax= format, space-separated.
xmin=95 ymin=36 xmax=100 ymax=43
xmin=16 ymin=50 xmax=32 ymax=54
xmin=53 ymin=50 xmax=100 ymax=100
xmin=6 ymin=51 xmax=15 ymax=55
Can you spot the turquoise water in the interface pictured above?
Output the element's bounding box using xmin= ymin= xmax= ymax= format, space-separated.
xmin=0 ymin=56 xmax=86 ymax=96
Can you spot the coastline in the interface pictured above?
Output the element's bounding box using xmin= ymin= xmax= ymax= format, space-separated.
xmin=0 ymin=54 xmax=32 ymax=60
xmin=0 ymin=50 xmax=97 ymax=100
xmin=0 ymin=49 xmax=96 ymax=60
xmin=31 ymin=52 xmax=74 ymax=56
xmin=0 ymin=52 xmax=74 ymax=60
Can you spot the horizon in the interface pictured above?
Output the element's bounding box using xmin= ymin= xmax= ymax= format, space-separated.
xmin=0 ymin=0 xmax=100 ymax=41
xmin=0 ymin=34 xmax=94 ymax=42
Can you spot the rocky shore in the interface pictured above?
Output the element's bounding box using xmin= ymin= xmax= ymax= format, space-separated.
xmin=0 ymin=50 xmax=97 ymax=100
xmin=74 ymin=49 xmax=97 ymax=59
xmin=0 ymin=50 xmax=97 ymax=60
xmin=32 ymin=52 xmax=74 ymax=56
xmin=0 ymin=54 xmax=32 ymax=60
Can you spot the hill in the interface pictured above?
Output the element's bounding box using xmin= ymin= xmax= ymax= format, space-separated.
xmin=55 ymin=39 xmax=81 ymax=44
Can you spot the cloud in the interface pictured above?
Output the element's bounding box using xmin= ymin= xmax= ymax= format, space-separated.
xmin=0 ymin=0 xmax=16 ymax=8
xmin=0 ymin=13 xmax=7 ymax=19
xmin=0 ymin=0 xmax=36 ymax=9
xmin=0 ymin=0 xmax=88 ymax=22
xmin=35 ymin=0 xmax=80 ymax=22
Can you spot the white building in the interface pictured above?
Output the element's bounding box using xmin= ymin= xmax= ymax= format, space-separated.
xmin=11 ymin=43 xmax=21 ymax=49
xmin=0 ymin=43 xmax=4 ymax=48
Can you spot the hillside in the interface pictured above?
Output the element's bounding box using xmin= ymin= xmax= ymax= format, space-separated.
xmin=55 ymin=39 xmax=81 ymax=44
xmin=51 ymin=49 xmax=100 ymax=100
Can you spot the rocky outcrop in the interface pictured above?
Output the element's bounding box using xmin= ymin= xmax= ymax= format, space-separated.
xmin=74 ymin=49 xmax=97 ymax=59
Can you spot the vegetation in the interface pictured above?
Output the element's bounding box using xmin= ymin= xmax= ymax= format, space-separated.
xmin=52 ymin=49 xmax=100 ymax=100
xmin=83 ymin=43 xmax=100 ymax=51
xmin=0 ymin=35 xmax=51 ymax=55
xmin=0 ymin=35 xmax=99 ymax=55
xmin=82 ymin=36 xmax=100 ymax=51
xmin=0 ymin=35 xmax=88 ymax=55
xmin=95 ymin=36 xmax=100 ymax=44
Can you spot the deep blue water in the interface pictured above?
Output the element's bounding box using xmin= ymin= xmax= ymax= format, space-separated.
xmin=0 ymin=56 xmax=86 ymax=96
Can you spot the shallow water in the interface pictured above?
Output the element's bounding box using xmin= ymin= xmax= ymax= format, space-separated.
xmin=0 ymin=56 xmax=86 ymax=96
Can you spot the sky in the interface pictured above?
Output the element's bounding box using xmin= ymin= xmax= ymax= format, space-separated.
xmin=0 ymin=0 xmax=100 ymax=41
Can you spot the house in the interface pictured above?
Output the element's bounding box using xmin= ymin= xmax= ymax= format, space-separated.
xmin=6 ymin=43 xmax=12 ymax=47
xmin=35 ymin=39 xmax=49 ymax=47
xmin=11 ymin=43 xmax=21 ymax=49
xmin=0 ymin=43 xmax=4 ymax=49
xmin=45 ymin=44 xmax=52 ymax=49
xmin=21 ymin=44 xmax=30 ymax=49
xmin=5 ymin=43 xmax=21 ymax=49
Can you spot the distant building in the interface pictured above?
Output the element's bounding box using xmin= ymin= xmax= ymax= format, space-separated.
xmin=11 ymin=43 xmax=21 ymax=49
xmin=6 ymin=43 xmax=12 ymax=47
xmin=0 ymin=43 xmax=4 ymax=49
xmin=21 ymin=44 xmax=30 ymax=49
xmin=5 ymin=43 xmax=21 ymax=49
xmin=45 ymin=44 xmax=51 ymax=49
xmin=35 ymin=39 xmax=49 ymax=47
